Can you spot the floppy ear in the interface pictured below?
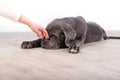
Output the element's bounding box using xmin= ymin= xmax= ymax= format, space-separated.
xmin=60 ymin=23 xmax=76 ymax=46
xmin=49 ymin=28 xmax=60 ymax=37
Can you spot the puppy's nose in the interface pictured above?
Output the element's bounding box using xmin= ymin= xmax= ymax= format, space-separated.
xmin=42 ymin=46 xmax=45 ymax=48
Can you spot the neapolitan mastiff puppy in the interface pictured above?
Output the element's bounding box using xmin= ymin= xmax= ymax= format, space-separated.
xmin=21 ymin=16 xmax=120 ymax=53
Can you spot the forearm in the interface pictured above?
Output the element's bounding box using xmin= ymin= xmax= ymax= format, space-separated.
xmin=18 ymin=15 xmax=33 ymax=27
xmin=0 ymin=0 xmax=49 ymax=39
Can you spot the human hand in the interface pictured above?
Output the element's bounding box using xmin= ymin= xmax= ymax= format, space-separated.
xmin=29 ymin=23 xmax=49 ymax=39
xmin=18 ymin=15 xmax=49 ymax=39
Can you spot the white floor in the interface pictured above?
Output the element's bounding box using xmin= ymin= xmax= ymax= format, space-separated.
xmin=0 ymin=32 xmax=120 ymax=80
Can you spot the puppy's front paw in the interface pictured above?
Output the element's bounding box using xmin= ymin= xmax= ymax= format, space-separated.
xmin=21 ymin=41 xmax=34 ymax=49
xmin=69 ymin=46 xmax=79 ymax=54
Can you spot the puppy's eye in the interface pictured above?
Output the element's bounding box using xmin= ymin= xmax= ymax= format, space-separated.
xmin=49 ymin=34 xmax=54 ymax=37
xmin=43 ymin=37 xmax=50 ymax=40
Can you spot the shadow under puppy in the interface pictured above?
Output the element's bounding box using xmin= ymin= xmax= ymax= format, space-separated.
xmin=21 ymin=16 xmax=120 ymax=54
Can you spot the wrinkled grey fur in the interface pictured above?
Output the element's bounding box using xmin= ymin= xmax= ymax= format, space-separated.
xmin=21 ymin=16 xmax=108 ymax=53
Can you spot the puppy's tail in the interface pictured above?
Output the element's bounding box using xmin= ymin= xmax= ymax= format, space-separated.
xmin=107 ymin=36 xmax=120 ymax=39
xmin=102 ymin=30 xmax=120 ymax=39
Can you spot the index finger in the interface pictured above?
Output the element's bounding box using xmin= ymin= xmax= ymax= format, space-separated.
xmin=41 ymin=29 xmax=49 ymax=39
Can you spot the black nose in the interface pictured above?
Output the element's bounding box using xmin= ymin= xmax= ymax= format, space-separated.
xmin=42 ymin=46 xmax=45 ymax=48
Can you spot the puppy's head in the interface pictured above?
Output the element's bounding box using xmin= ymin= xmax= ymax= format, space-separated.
xmin=41 ymin=35 xmax=60 ymax=49
xmin=41 ymin=20 xmax=65 ymax=49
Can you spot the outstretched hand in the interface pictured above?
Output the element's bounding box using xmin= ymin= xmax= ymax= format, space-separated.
xmin=29 ymin=23 xmax=49 ymax=39
xmin=18 ymin=15 xmax=49 ymax=39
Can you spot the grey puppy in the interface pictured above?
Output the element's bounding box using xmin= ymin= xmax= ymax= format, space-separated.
xmin=21 ymin=16 xmax=120 ymax=53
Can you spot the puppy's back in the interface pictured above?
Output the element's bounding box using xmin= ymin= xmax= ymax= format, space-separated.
xmin=84 ymin=22 xmax=107 ymax=43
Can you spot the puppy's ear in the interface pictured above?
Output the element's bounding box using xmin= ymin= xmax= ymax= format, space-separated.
xmin=60 ymin=23 xmax=76 ymax=46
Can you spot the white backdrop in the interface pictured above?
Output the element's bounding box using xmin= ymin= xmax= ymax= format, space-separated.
xmin=0 ymin=0 xmax=120 ymax=32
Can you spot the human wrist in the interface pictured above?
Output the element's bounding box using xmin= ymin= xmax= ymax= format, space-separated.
xmin=18 ymin=15 xmax=33 ymax=27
